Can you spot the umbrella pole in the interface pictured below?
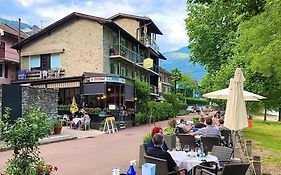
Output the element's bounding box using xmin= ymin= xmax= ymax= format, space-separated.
xmin=232 ymin=130 xmax=236 ymax=158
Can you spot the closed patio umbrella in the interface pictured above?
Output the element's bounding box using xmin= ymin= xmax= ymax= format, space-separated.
xmin=224 ymin=68 xmax=249 ymax=158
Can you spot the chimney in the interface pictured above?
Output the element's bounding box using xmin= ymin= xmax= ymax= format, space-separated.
xmin=18 ymin=18 xmax=21 ymax=42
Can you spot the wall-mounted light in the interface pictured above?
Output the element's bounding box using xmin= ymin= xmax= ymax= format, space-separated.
xmin=107 ymin=88 xmax=111 ymax=92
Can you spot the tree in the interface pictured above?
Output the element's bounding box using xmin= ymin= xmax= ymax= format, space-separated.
xmin=135 ymin=79 xmax=151 ymax=114
xmin=186 ymin=0 xmax=265 ymax=72
xmin=177 ymin=73 xmax=198 ymax=98
xmin=234 ymin=0 xmax=281 ymax=120
xmin=171 ymin=68 xmax=182 ymax=94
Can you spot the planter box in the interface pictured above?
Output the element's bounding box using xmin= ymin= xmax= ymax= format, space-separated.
xmin=139 ymin=144 xmax=146 ymax=168
xmin=164 ymin=134 xmax=176 ymax=151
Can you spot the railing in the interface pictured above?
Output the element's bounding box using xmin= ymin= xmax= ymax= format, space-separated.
xmin=110 ymin=44 xmax=147 ymax=63
xmin=0 ymin=42 xmax=5 ymax=58
xmin=17 ymin=69 xmax=65 ymax=80
xmin=150 ymin=85 xmax=158 ymax=94
xmin=139 ymin=37 xmax=159 ymax=51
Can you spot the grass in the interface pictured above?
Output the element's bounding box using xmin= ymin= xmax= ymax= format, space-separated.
xmin=243 ymin=119 xmax=281 ymax=165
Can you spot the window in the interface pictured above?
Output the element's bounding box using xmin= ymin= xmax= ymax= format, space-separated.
xmin=110 ymin=63 xmax=115 ymax=74
xmin=51 ymin=54 xmax=61 ymax=69
xmin=125 ymin=69 xmax=128 ymax=77
xmin=30 ymin=55 xmax=40 ymax=69
xmin=121 ymin=68 xmax=125 ymax=76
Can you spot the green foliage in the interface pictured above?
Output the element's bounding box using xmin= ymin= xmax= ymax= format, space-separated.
xmin=143 ymin=133 xmax=152 ymax=144
xmin=243 ymin=119 xmax=281 ymax=165
xmin=135 ymin=113 xmax=143 ymax=124
xmin=147 ymin=101 xmax=174 ymax=121
xmin=192 ymin=117 xmax=200 ymax=123
xmin=185 ymin=97 xmax=208 ymax=106
xmin=135 ymin=79 xmax=151 ymax=113
xmin=177 ymin=73 xmax=199 ymax=97
xmin=0 ymin=107 xmax=53 ymax=175
xmin=171 ymin=68 xmax=182 ymax=93
xmin=186 ymin=0 xmax=265 ymax=72
xmin=163 ymin=93 xmax=180 ymax=116
xmin=53 ymin=120 xmax=63 ymax=127
xmin=164 ymin=127 xmax=175 ymax=135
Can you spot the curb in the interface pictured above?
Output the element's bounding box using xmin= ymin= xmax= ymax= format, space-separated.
xmin=0 ymin=136 xmax=77 ymax=152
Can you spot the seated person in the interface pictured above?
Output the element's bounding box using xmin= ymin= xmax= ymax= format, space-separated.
xmin=147 ymin=126 xmax=169 ymax=151
xmin=177 ymin=119 xmax=193 ymax=133
xmin=147 ymin=133 xmax=187 ymax=174
xmin=191 ymin=117 xmax=221 ymax=138
xmin=218 ymin=118 xmax=230 ymax=131
xmin=194 ymin=117 xmax=206 ymax=129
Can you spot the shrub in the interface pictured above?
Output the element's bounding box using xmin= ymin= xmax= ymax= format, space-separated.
xmin=53 ymin=120 xmax=63 ymax=127
xmin=143 ymin=133 xmax=152 ymax=144
xmin=0 ymin=107 xmax=56 ymax=175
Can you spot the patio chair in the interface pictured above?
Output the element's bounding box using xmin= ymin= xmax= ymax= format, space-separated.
xmin=196 ymin=146 xmax=233 ymax=174
xmin=177 ymin=134 xmax=196 ymax=150
xmin=220 ymin=129 xmax=232 ymax=147
xmin=81 ymin=116 xmax=91 ymax=131
xmin=144 ymin=155 xmax=186 ymax=175
xmin=199 ymin=163 xmax=250 ymax=175
xmin=201 ymin=136 xmax=220 ymax=152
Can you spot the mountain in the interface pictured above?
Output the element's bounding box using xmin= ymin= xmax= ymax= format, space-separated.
xmin=161 ymin=47 xmax=206 ymax=82
xmin=0 ymin=17 xmax=39 ymax=35
xmin=0 ymin=18 xmax=31 ymax=29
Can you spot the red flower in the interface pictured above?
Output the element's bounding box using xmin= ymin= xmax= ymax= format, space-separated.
xmin=37 ymin=167 xmax=43 ymax=174
xmin=54 ymin=166 xmax=58 ymax=171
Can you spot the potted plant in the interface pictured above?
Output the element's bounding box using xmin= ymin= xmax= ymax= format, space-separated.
xmin=248 ymin=115 xmax=253 ymax=128
xmin=139 ymin=133 xmax=152 ymax=167
xmin=53 ymin=120 xmax=63 ymax=135
xmin=164 ymin=118 xmax=177 ymax=151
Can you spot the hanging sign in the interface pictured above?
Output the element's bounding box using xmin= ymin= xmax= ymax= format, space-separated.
xmin=143 ymin=58 xmax=153 ymax=68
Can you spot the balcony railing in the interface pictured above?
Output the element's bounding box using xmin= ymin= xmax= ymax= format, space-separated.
xmin=139 ymin=37 xmax=159 ymax=51
xmin=17 ymin=69 xmax=65 ymax=80
xmin=110 ymin=44 xmax=145 ymax=63
xmin=0 ymin=42 xmax=5 ymax=58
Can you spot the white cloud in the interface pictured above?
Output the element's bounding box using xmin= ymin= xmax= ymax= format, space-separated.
xmin=30 ymin=0 xmax=188 ymax=52
xmin=16 ymin=0 xmax=50 ymax=7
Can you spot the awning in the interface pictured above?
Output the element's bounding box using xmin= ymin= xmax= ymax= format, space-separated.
xmin=21 ymin=49 xmax=64 ymax=56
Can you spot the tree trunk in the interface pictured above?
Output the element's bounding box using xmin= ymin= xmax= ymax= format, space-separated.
xmin=263 ymin=106 xmax=266 ymax=122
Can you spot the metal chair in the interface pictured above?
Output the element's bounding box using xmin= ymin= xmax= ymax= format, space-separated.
xmin=211 ymin=146 xmax=233 ymax=167
xmin=201 ymin=136 xmax=220 ymax=152
xmin=144 ymin=155 xmax=180 ymax=175
xmin=199 ymin=163 xmax=250 ymax=175
xmin=177 ymin=134 xmax=196 ymax=150
xmin=196 ymin=146 xmax=234 ymax=174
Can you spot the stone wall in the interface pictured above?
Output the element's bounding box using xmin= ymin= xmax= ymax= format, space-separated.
xmin=22 ymin=87 xmax=58 ymax=116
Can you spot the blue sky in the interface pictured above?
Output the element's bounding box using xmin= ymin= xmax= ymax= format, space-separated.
xmin=0 ymin=0 xmax=188 ymax=52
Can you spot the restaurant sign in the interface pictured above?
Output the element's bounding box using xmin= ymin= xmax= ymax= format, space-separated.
xmin=88 ymin=77 xmax=125 ymax=84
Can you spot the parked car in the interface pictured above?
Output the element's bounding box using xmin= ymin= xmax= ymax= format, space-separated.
xmin=186 ymin=106 xmax=195 ymax=113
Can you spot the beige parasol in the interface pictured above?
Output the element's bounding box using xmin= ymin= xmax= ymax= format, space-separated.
xmin=224 ymin=68 xmax=248 ymax=131
xmin=202 ymin=88 xmax=266 ymax=101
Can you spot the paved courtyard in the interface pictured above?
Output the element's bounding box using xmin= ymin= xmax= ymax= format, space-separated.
xmin=0 ymin=114 xmax=246 ymax=175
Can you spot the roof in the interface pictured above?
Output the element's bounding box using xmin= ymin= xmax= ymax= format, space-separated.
xmin=159 ymin=67 xmax=172 ymax=76
xmin=12 ymin=12 xmax=148 ymax=50
xmin=108 ymin=13 xmax=163 ymax=35
xmin=0 ymin=22 xmax=28 ymax=39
